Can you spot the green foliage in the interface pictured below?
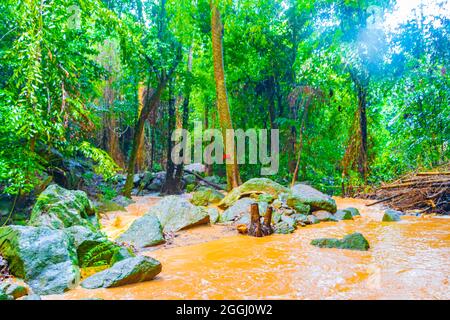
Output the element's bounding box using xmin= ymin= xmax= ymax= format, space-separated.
xmin=76 ymin=142 xmax=120 ymax=180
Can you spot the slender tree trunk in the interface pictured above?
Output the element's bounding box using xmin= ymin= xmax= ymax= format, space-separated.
xmin=357 ymin=84 xmax=368 ymax=183
xmin=123 ymin=78 xmax=168 ymax=197
xmin=135 ymin=84 xmax=146 ymax=171
xmin=211 ymin=2 xmax=241 ymax=190
xmin=291 ymin=96 xmax=311 ymax=187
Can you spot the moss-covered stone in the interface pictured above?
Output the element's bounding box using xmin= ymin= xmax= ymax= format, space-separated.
xmin=206 ymin=208 xmax=220 ymax=224
xmin=218 ymin=178 xmax=289 ymax=209
xmin=219 ymin=198 xmax=255 ymax=223
xmin=29 ymin=184 xmax=98 ymax=231
xmin=290 ymin=184 xmax=337 ymax=213
xmin=382 ymin=209 xmax=402 ymax=222
xmin=343 ymin=207 xmax=360 ymax=217
xmin=190 ymin=187 xmax=224 ymax=206
xmin=0 ymin=279 xmax=28 ymax=300
xmin=311 ymin=232 xmax=370 ymax=251
xmin=81 ymin=256 xmax=161 ymax=289
xmin=77 ymin=240 xmax=134 ymax=268
xmin=147 ymin=196 xmax=209 ymax=233
xmin=286 ymin=196 xmax=311 ymax=214
xmin=0 ymin=225 xmax=80 ymax=294
xmin=312 ymin=210 xmax=338 ymax=222
xmin=116 ymin=214 xmax=165 ymax=248
xmin=334 ymin=210 xmax=354 ymax=220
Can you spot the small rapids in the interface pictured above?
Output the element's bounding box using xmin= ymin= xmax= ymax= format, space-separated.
xmin=48 ymin=197 xmax=450 ymax=300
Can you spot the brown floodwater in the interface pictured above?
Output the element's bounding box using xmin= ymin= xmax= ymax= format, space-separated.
xmin=47 ymin=197 xmax=450 ymax=300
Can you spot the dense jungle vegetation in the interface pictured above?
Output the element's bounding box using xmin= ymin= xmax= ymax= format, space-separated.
xmin=0 ymin=0 xmax=448 ymax=200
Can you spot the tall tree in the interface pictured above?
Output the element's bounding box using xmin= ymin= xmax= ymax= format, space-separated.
xmin=210 ymin=0 xmax=241 ymax=190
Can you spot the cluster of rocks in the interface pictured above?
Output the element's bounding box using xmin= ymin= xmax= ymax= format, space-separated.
xmin=210 ymin=178 xmax=360 ymax=235
xmin=0 ymin=184 xmax=162 ymax=298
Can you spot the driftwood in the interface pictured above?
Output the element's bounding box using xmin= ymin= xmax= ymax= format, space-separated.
xmin=262 ymin=206 xmax=274 ymax=236
xmin=183 ymin=169 xmax=225 ymax=190
xmin=361 ymin=164 xmax=449 ymax=214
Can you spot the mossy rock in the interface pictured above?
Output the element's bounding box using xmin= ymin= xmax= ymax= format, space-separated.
xmin=0 ymin=280 xmax=29 ymax=300
xmin=219 ymin=198 xmax=256 ymax=223
xmin=116 ymin=214 xmax=165 ymax=248
xmin=190 ymin=187 xmax=224 ymax=206
xmin=274 ymin=221 xmax=296 ymax=234
xmin=382 ymin=209 xmax=402 ymax=222
xmin=311 ymin=232 xmax=370 ymax=251
xmin=218 ymin=178 xmax=289 ymax=209
xmin=312 ymin=210 xmax=338 ymax=222
xmin=290 ymin=184 xmax=337 ymax=213
xmin=0 ymin=225 xmax=80 ymax=295
xmin=146 ymin=196 xmax=209 ymax=233
xmin=29 ymin=184 xmax=98 ymax=231
xmin=334 ymin=210 xmax=354 ymax=220
xmin=286 ymin=196 xmax=311 ymax=214
xmin=81 ymin=256 xmax=162 ymax=289
xmin=343 ymin=207 xmax=360 ymax=217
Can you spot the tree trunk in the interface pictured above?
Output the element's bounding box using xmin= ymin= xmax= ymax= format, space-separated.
xmin=248 ymin=203 xmax=263 ymax=237
xmin=357 ymin=84 xmax=368 ymax=183
xmin=211 ymin=2 xmax=241 ymax=190
xmin=135 ymin=84 xmax=146 ymax=172
xmin=123 ymin=78 xmax=168 ymax=197
xmin=291 ymin=96 xmax=311 ymax=187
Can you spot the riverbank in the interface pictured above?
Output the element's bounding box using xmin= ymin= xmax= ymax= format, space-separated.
xmin=45 ymin=196 xmax=450 ymax=300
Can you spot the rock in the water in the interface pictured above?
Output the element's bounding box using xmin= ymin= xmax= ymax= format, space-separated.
xmin=81 ymin=256 xmax=161 ymax=289
xmin=311 ymin=232 xmax=370 ymax=251
xmin=382 ymin=209 xmax=402 ymax=222
xmin=29 ymin=184 xmax=97 ymax=230
xmin=206 ymin=208 xmax=220 ymax=224
xmin=274 ymin=221 xmax=296 ymax=234
xmin=286 ymin=195 xmax=311 ymax=214
xmin=312 ymin=210 xmax=338 ymax=222
xmin=116 ymin=214 xmax=165 ymax=248
xmin=0 ymin=225 xmax=80 ymax=294
xmin=218 ymin=178 xmax=289 ymax=209
xmin=147 ymin=196 xmax=209 ymax=233
xmin=0 ymin=279 xmax=29 ymax=300
xmin=343 ymin=207 xmax=360 ymax=217
xmin=306 ymin=215 xmax=320 ymax=224
xmin=219 ymin=198 xmax=255 ymax=223
xmin=334 ymin=210 xmax=354 ymax=220
xmin=20 ymin=294 xmax=42 ymax=300
xmin=190 ymin=187 xmax=224 ymax=206
xmin=290 ymin=184 xmax=337 ymax=213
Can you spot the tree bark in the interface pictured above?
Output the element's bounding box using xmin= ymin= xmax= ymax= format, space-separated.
xmin=211 ymin=2 xmax=241 ymax=190
xmin=291 ymin=96 xmax=311 ymax=187
xmin=248 ymin=203 xmax=263 ymax=237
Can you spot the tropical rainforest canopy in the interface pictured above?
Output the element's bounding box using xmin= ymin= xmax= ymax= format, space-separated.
xmin=0 ymin=0 xmax=449 ymax=197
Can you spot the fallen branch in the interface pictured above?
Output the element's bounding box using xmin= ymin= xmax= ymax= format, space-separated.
xmin=381 ymin=180 xmax=450 ymax=189
xmin=366 ymin=193 xmax=404 ymax=207
xmin=183 ymin=169 xmax=225 ymax=191
xmin=417 ymin=172 xmax=450 ymax=176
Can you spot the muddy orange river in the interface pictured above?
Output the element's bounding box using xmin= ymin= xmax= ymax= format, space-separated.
xmin=48 ymin=197 xmax=450 ymax=300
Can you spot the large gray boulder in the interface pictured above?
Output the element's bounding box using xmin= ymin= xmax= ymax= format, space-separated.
xmin=28 ymin=184 xmax=98 ymax=230
xmin=147 ymin=196 xmax=209 ymax=233
xmin=219 ymin=198 xmax=256 ymax=224
xmin=0 ymin=225 xmax=80 ymax=295
xmin=81 ymin=256 xmax=161 ymax=289
xmin=218 ymin=178 xmax=289 ymax=209
xmin=116 ymin=214 xmax=165 ymax=248
xmin=290 ymin=184 xmax=337 ymax=213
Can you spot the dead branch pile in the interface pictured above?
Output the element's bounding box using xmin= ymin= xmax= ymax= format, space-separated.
xmin=362 ymin=165 xmax=450 ymax=214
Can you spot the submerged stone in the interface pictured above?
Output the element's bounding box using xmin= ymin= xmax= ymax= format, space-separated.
xmin=311 ymin=232 xmax=370 ymax=251
xmin=382 ymin=209 xmax=402 ymax=222
xmin=334 ymin=210 xmax=354 ymax=220
xmin=343 ymin=207 xmax=360 ymax=217
xmin=81 ymin=256 xmax=162 ymax=289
